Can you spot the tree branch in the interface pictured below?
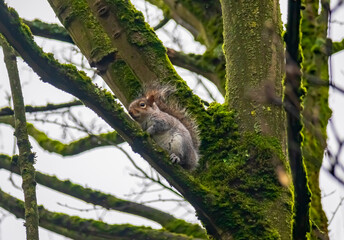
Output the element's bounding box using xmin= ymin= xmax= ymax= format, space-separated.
xmin=153 ymin=16 xmax=170 ymax=30
xmin=299 ymin=1 xmax=331 ymax=237
xmin=0 ymin=115 xmax=124 ymax=156
xmin=159 ymin=0 xmax=222 ymax=48
xmin=0 ymin=100 xmax=82 ymax=116
xmin=23 ymin=18 xmax=223 ymax=93
xmin=332 ymin=39 xmax=344 ymax=54
xmin=166 ymin=48 xmax=223 ymax=94
xmin=23 ymin=19 xmax=73 ymax=44
xmin=0 ymin=188 xmax=197 ymax=240
xmin=0 ymin=35 xmax=40 ymax=240
xmin=0 ymin=154 xmax=206 ymax=238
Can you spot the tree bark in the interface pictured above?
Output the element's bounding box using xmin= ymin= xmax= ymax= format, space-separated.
xmin=221 ymin=0 xmax=285 ymax=141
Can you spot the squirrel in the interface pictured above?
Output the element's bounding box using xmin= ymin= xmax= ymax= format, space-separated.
xmin=128 ymin=87 xmax=199 ymax=170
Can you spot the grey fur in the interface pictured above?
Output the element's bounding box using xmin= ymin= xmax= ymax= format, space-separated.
xmin=129 ymin=101 xmax=199 ymax=170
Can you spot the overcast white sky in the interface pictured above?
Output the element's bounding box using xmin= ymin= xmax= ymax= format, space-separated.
xmin=0 ymin=0 xmax=344 ymax=240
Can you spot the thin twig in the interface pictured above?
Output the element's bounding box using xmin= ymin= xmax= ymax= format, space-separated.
xmin=1 ymin=35 xmax=40 ymax=240
xmin=328 ymin=197 xmax=344 ymax=225
xmin=57 ymin=202 xmax=102 ymax=212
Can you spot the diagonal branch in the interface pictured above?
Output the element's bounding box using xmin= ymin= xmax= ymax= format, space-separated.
xmin=85 ymin=0 xmax=207 ymax=110
xmin=152 ymin=0 xmax=222 ymax=48
xmin=0 ymin=35 xmax=40 ymax=240
xmin=166 ymin=48 xmax=223 ymax=93
xmin=0 ymin=188 xmax=198 ymax=240
xmin=23 ymin=19 xmax=73 ymax=44
xmin=332 ymin=39 xmax=344 ymax=54
xmin=0 ymin=154 xmax=206 ymax=238
xmin=23 ymin=18 xmax=222 ymax=93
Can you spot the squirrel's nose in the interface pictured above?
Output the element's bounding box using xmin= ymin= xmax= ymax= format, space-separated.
xmin=129 ymin=110 xmax=137 ymax=119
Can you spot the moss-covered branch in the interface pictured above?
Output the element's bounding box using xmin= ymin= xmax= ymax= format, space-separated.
xmin=0 ymin=187 xmax=198 ymax=240
xmin=0 ymin=35 xmax=39 ymax=240
xmin=0 ymin=100 xmax=82 ymax=116
xmin=45 ymin=0 xmax=141 ymax=107
xmin=85 ymin=0 xmax=193 ymax=91
xmin=0 ymin=3 xmax=220 ymax=237
xmin=0 ymin=115 xmax=124 ymax=156
xmin=166 ymin=48 xmax=224 ymax=94
xmin=332 ymin=39 xmax=344 ymax=54
xmin=23 ymin=19 xmax=74 ymax=44
xmin=23 ymin=18 xmax=223 ymax=91
xmin=160 ymin=0 xmax=222 ymax=48
xmin=0 ymin=154 xmax=206 ymax=238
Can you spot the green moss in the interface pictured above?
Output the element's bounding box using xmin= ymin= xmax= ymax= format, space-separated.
xmin=300 ymin=3 xmax=332 ymax=237
xmin=175 ymin=0 xmax=223 ymax=48
xmin=198 ymin=103 xmax=238 ymax=167
xmin=58 ymin=0 xmax=116 ymax=63
xmin=164 ymin=219 xmax=206 ymax=238
xmin=110 ymin=60 xmax=141 ymax=102
xmin=191 ymin=103 xmax=292 ymax=239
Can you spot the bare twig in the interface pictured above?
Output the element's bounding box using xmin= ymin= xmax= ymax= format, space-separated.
xmin=328 ymin=197 xmax=344 ymax=225
xmin=322 ymin=190 xmax=336 ymax=198
xmin=116 ymin=145 xmax=183 ymax=198
xmin=57 ymin=202 xmax=102 ymax=212
xmin=140 ymin=198 xmax=185 ymax=204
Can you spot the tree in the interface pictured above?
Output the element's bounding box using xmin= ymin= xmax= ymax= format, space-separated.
xmin=0 ymin=0 xmax=342 ymax=239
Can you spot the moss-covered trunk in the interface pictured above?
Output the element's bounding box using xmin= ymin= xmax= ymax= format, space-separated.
xmin=221 ymin=0 xmax=285 ymax=140
xmin=220 ymin=0 xmax=292 ymax=238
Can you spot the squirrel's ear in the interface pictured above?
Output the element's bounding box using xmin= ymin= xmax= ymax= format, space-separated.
xmin=147 ymin=95 xmax=154 ymax=106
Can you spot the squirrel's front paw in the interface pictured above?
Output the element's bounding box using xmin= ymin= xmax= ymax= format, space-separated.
xmin=170 ymin=153 xmax=181 ymax=164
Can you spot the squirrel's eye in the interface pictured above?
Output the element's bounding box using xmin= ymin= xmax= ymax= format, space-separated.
xmin=139 ymin=102 xmax=146 ymax=108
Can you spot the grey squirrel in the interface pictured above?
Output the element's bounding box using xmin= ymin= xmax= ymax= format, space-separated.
xmin=128 ymin=87 xmax=199 ymax=170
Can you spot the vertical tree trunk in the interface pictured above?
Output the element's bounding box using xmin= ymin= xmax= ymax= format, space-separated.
xmin=220 ymin=0 xmax=293 ymax=239
xmin=222 ymin=0 xmax=285 ymax=141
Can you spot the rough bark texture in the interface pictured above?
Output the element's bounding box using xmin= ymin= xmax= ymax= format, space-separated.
xmin=222 ymin=0 xmax=286 ymax=141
